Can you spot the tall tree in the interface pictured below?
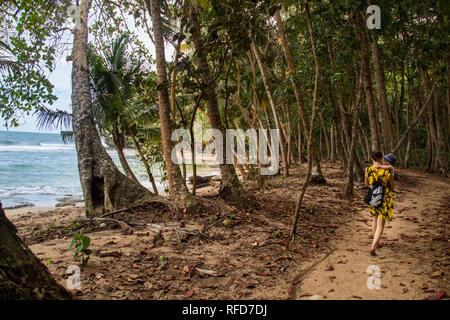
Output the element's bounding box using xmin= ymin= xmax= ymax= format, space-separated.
xmin=71 ymin=0 xmax=158 ymax=216
xmin=187 ymin=4 xmax=246 ymax=200
xmin=274 ymin=7 xmax=325 ymax=183
xmin=148 ymin=0 xmax=189 ymax=200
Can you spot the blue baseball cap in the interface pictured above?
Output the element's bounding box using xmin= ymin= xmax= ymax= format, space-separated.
xmin=384 ymin=153 xmax=396 ymax=165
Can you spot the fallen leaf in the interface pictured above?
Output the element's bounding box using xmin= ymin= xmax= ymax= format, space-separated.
xmin=164 ymin=275 xmax=175 ymax=281
xmin=186 ymin=290 xmax=195 ymax=298
xmin=424 ymin=290 xmax=446 ymax=300
xmin=287 ymin=286 xmax=293 ymax=294
xmin=256 ymin=272 xmax=271 ymax=276
xmin=431 ymin=271 xmax=443 ymax=279
xmin=325 ymin=264 xmax=334 ymax=271
xmin=352 ymin=295 xmax=363 ymax=299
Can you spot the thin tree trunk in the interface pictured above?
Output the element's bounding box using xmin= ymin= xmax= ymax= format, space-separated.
xmin=345 ymin=72 xmax=363 ymax=195
xmin=188 ymin=7 xmax=245 ymax=200
xmin=274 ymin=8 xmax=325 ymax=183
xmin=291 ymin=1 xmax=322 ymax=238
xmin=319 ymin=111 xmax=330 ymax=160
xmin=368 ymin=31 xmax=394 ymax=151
xmin=112 ymin=129 xmax=140 ymax=184
xmin=251 ymin=39 xmax=289 ymax=177
xmin=330 ymin=123 xmax=335 ymax=162
xmin=392 ymin=81 xmax=437 ymax=154
xmin=128 ymin=129 xmax=159 ymax=194
xmin=149 ymin=0 xmax=189 ymax=199
xmin=353 ymin=14 xmax=381 ymax=152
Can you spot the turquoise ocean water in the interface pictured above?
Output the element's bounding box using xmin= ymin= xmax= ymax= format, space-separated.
xmin=0 ymin=130 xmax=218 ymax=208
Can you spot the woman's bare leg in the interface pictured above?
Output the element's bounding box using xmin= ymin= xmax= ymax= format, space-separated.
xmin=370 ymin=216 xmax=377 ymax=238
xmin=371 ymin=218 xmax=385 ymax=251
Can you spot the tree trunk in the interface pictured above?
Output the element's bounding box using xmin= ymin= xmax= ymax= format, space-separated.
xmin=326 ymin=39 xmax=351 ymax=150
xmin=149 ymin=0 xmax=189 ymax=199
xmin=251 ymin=39 xmax=289 ymax=177
xmin=345 ymin=72 xmax=363 ymax=195
xmin=72 ymin=0 xmax=156 ymax=217
xmin=330 ymin=123 xmax=335 ymax=162
xmin=111 ymin=128 xmax=140 ymax=184
xmin=369 ymin=32 xmax=394 ymax=151
xmin=188 ymin=7 xmax=245 ymax=201
xmin=291 ymin=2 xmax=322 ymax=238
xmin=353 ymin=15 xmax=381 ymax=152
xmin=128 ymin=128 xmax=159 ymax=194
xmin=0 ymin=202 xmax=72 ymax=299
xmin=274 ymin=8 xmax=325 ymax=183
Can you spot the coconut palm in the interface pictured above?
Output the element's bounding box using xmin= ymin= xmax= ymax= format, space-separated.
xmin=37 ymin=33 xmax=161 ymax=192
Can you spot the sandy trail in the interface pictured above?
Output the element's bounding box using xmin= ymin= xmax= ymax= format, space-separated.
xmin=290 ymin=169 xmax=450 ymax=300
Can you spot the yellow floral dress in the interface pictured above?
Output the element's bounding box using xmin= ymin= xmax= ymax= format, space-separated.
xmin=367 ymin=166 xmax=393 ymax=222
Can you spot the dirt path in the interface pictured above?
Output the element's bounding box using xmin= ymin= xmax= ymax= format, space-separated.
xmin=289 ymin=169 xmax=450 ymax=300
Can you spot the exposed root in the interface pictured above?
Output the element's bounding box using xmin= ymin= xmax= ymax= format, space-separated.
xmin=77 ymin=217 xmax=131 ymax=230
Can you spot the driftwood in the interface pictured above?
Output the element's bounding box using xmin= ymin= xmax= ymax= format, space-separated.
xmin=195 ymin=267 xmax=218 ymax=277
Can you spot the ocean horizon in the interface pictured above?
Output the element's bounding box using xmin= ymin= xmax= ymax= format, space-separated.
xmin=0 ymin=130 xmax=219 ymax=209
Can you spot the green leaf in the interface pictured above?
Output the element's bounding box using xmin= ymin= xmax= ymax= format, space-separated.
xmin=82 ymin=236 xmax=91 ymax=250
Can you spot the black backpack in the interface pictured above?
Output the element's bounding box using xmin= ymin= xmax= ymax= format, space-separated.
xmin=364 ymin=169 xmax=385 ymax=208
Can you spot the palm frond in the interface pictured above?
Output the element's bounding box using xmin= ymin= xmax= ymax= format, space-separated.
xmin=36 ymin=107 xmax=72 ymax=131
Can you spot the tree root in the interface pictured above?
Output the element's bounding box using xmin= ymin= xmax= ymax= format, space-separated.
xmin=288 ymin=248 xmax=336 ymax=299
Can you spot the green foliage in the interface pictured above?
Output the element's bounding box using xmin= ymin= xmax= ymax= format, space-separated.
xmin=69 ymin=231 xmax=92 ymax=266
xmin=0 ymin=0 xmax=70 ymax=127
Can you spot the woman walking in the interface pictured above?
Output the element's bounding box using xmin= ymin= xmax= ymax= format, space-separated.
xmin=365 ymin=151 xmax=396 ymax=256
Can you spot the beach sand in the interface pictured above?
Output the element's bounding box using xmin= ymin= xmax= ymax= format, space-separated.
xmin=6 ymin=206 xmax=67 ymax=217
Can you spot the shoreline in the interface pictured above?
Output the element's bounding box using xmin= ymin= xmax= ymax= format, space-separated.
xmin=5 ymin=205 xmax=75 ymax=217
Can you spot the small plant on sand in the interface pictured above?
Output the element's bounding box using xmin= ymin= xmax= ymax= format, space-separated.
xmin=69 ymin=231 xmax=92 ymax=266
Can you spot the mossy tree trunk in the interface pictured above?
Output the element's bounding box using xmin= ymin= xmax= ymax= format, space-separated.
xmin=71 ymin=0 xmax=159 ymax=217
